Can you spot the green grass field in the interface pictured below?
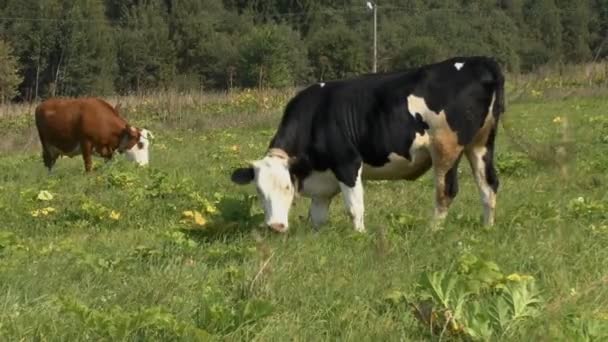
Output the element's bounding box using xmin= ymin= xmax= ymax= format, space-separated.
xmin=0 ymin=90 xmax=607 ymax=341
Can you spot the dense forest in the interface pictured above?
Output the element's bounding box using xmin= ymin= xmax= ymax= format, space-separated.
xmin=0 ymin=0 xmax=606 ymax=101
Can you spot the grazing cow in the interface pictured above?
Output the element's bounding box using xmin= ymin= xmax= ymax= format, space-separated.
xmin=35 ymin=97 xmax=152 ymax=172
xmin=231 ymin=56 xmax=505 ymax=233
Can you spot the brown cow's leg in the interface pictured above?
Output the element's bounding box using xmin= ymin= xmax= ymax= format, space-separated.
xmin=430 ymin=129 xmax=464 ymax=229
xmin=465 ymin=126 xmax=499 ymax=226
xmin=42 ymin=145 xmax=58 ymax=173
xmin=98 ymin=146 xmax=113 ymax=164
xmin=81 ymin=140 xmax=94 ymax=172
xmin=38 ymin=132 xmax=58 ymax=173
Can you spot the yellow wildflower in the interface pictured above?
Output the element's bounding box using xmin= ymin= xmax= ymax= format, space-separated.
xmin=182 ymin=210 xmax=206 ymax=226
xmin=553 ymin=116 xmax=562 ymax=124
xmin=31 ymin=207 xmax=56 ymax=217
xmin=506 ymin=273 xmax=522 ymax=282
xmin=37 ymin=190 xmax=54 ymax=201
xmin=506 ymin=273 xmax=534 ymax=282
xmin=595 ymin=312 xmax=608 ymax=321
xmin=203 ymin=200 xmax=218 ymax=214
xmin=109 ymin=211 xmax=121 ymax=220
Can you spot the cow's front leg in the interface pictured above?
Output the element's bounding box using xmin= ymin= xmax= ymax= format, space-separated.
xmin=309 ymin=196 xmax=333 ymax=229
xmin=335 ymin=165 xmax=365 ymax=232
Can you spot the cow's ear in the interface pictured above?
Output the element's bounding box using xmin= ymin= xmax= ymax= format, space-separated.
xmin=231 ymin=167 xmax=254 ymax=185
xmin=125 ymin=124 xmax=138 ymax=138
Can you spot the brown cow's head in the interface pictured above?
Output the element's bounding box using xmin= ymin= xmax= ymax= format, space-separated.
xmin=119 ymin=124 xmax=152 ymax=166
xmin=118 ymin=124 xmax=141 ymax=152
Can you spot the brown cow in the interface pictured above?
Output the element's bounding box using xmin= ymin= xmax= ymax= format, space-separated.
xmin=34 ymin=97 xmax=152 ymax=172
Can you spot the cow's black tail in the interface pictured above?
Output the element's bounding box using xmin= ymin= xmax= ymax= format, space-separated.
xmin=483 ymin=57 xmax=505 ymax=120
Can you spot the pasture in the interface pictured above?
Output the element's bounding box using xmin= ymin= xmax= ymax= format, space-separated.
xmin=0 ymin=85 xmax=607 ymax=340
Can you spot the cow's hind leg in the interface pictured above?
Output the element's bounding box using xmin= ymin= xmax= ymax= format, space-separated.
xmin=40 ymin=141 xmax=59 ymax=173
xmin=465 ymin=127 xmax=499 ymax=226
xmin=42 ymin=147 xmax=59 ymax=173
xmin=335 ymin=163 xmax=365 ymax=232
xmin=81 ymin=140 xmax=94 ymax=172
xmin=430 ymin=130 xmax=464 ymax=229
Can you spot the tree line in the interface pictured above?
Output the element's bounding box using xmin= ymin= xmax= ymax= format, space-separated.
xmin=0 ymin=0 xmax=606 ymax=102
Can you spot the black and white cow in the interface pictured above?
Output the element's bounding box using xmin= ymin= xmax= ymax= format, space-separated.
xmin=231 ymin=56 xmax=505 ymax=233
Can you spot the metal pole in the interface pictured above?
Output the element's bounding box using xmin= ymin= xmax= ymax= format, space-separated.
xmin=373 ymin=4 xmax=377 ymax=73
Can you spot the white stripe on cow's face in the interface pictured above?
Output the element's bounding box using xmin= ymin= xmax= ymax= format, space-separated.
xmin=454 ymin=62 xmax=465 ymax=70
xmin=252 ymin=155 xmax=295 ymax=232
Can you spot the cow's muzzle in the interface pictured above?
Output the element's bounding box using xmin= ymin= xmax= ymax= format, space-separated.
xmin=268 ymin=222 xmax=287 ymax=233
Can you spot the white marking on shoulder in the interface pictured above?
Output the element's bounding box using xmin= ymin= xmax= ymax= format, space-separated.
xmin=407 ymin=94 xmax=431 ymax=119
xmin=319 ymin=82 xmax=325 ymax=88
xmin=454 ymin=62 xmax=464 ymax=70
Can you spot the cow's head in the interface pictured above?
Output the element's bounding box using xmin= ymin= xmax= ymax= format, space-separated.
xmin=231 ymin=149 xmax=295 ymax=233
xmin=120 ymin=125 xmax=153 ymax=166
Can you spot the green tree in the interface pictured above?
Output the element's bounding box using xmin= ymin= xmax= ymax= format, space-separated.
xmin=390 ymin=37 xmax=446 ymax=71
xmin=307 ymin=22 xmax=367 ymax=80
xmin=0 ymin=39 xmax=21 ymax=103
xmin=590 ymin=0 xmax=608 ymax=59
xmin=556 ymin=0 xmax=593 ymax=63
xmin=521 ymin=0 xmax=563 ymax=69
xmin=1 ymin=0 xmax=61 ymax=100
xmin=103 ymin=0 xmax=138 ymax=21
xmin=115 ymin=0 xmax=176 ymax=93
xmin=170 ymin=0 xmax=251 ymax=89
xmin=55 ymin=0 xmax=117 ymax=96
xmin=238 ymin=24 xmax=308 ymax=88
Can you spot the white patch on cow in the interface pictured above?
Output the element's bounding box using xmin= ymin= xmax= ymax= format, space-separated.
xmin=407 ymin=94 xmax=450 ymax=131
xmin=338 ymin=166 xmax=365 ymax=232
xmin=407 ymin=94 xmax=432 ymax=120
xmin=300 ymin=170 xmax=339 ymax=198
xmin=252 ymin=154 xmax=295 ymax=231
xmin=411 ymin=131 xmax=431 ymax=151
xmin=124 ymin=129 xmax=152 ymax=166
xmin=361 ymin=133 xmax=431 ymax=180
xmin=454 ymin=62 xmax=464 ymax=70
xmin=362 ymin=153 xmax=410 ymax=180
xmin=319 ymin=82 xmax=326 ymax=88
